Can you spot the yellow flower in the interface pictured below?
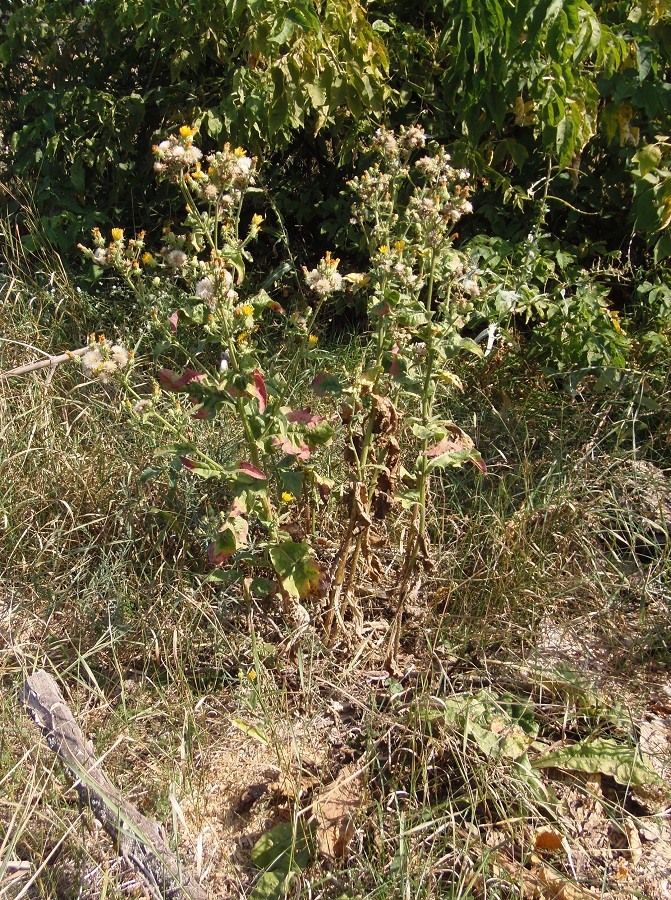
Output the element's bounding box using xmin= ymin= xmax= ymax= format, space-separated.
xmin=179 ymin=125 xmax=198 ymax=138
xmin=237 ymin=332 xmax=249 ymax=344
xmin=142 ymin=252 xmax=153 ymax=265
xmin=308 ymin=334 xmax=319 ymax=344
xmin=281 ymin=492 xmax=295 ymax=502
xmin=241 ymin=304 xmax=254 ymax=317
xmin=607 ymin=309 xmax=624 ymax=334
xmin=395 ymin=240 xmax=406 ymax=253
xmin=248 ymin=670 xmax=257 ymax=681
xmin=251 ymin=214 xmax=264 ymax=226
xmin=111 ymin=228 xmax=124 ymax=242
xmin=378 ymin=244 xmax=390 ymax=254
xmin=234 ymin=146 xmax=246 ymax=157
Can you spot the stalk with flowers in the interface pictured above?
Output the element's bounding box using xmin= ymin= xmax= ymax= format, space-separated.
xmin=79 ymin=125 xmax=337 ymax=627
xmin=315 ymin=126 xmax=486 ymax=659
xmin=78 ymin=122 xmax=487 ymax=663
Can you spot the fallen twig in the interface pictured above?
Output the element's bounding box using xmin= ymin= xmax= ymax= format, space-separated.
xmin=0 ymin=346 xmax=88 ymax=379
xmin=21 ymin=670 xmax=208 ymax=900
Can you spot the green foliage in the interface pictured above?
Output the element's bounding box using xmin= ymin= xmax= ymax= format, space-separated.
xmin=3 ymin=0 xmax=671 ymax=283
xmin=534 ymin=736 xmax=661 ymax=787
xmin=0 ymin=0 xmax=389 ymax=252
xmin=467 ymin=232 xmax=633 ymax=376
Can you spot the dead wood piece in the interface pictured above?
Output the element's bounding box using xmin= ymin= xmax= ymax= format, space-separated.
xmin=0 ymin=346 xmax=88 ymax=379
xmin=21 ymin=670 xmax=207 ymax=900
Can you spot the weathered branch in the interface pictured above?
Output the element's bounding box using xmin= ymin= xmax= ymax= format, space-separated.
xmin=0 ymin=347 xmax=88 ymax=379
xmin=21 ymin=670 xmax=208 ymax=900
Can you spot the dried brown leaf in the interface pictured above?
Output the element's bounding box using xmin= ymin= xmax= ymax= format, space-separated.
xmin=312 ymin=765 xmax=365 ymax=860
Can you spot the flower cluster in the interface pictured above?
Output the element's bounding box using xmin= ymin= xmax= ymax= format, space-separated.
xmin=80 ymin=336 xmax=131 ymax=383
xmin=153 ymin=126 xmax=203 ymax=181
xmin=406 ymin=151 xmax=473 ymax=248
xmin=303 ymin=251 xmax=344 ymax=297
xmin=182 ymin=143 xmax=258 ymax=212
xmin=371 ymin=125 xmax=427 ymax=167
xmin=376 ymin=244 xmax=423 ymax=291
xmin=78 ymin=227 xmax=148 ymax=278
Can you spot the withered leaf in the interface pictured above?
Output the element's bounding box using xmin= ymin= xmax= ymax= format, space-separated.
xmin=372 ymin=394 xmax=398 ymax=437
xmin=312 ymin=766 xmax=365 ymax=860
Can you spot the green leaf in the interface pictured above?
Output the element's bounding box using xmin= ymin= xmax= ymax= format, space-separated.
xmin=269 ymin=540 xmax=320 ymax=598
xmin=556 ymin=112 xmax=577 ymax=168
xmin=251 ymin=821 xmax=311 ymax=872
xmin=312 ymin=372 xmax=343 ymax=396
xmin=654 ymin=232 xmax=671 ymax=264
xmin=547 ymin=9 xmax=568 ymax=60
xmin=204 ymin=568 xmax=243 ymax=587
xmin=426 ymin=448 xmax=486 ymax=473
xmin=269 ymin=17 xmax=294 ymax=44
xmin=279 ymin=468 xmax=304 ymax=497
xmin=533 ymin=737 xmax=661 ymax=787
xmin=179 ymin=457 xmax=223 ymax=478
xmin=305 ymin=78 xmax=326 ymax=109
xmin=268 ymin=92 xmax=289 ymax=137
xmin=634 ymin=143 xmax=663 ymax=177
xmin=231 ymin=719 xmax=270 ymax=745
xmin=140 ymin=465 xmax=163 ymax=484
xmin=286 ymin=5 xmax=321 ymax=35
xmin=250 ymin=576 xmax=275 ymax=598
xmin=249 ymin=872 xmax=284 ymax=900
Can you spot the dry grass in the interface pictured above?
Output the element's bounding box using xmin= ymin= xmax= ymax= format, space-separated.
xmin=1 ymin=241 xmax=671 ymax=899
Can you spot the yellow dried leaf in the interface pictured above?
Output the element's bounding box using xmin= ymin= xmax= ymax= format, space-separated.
xmin=534 ymin=828 xmax=563 ymax=852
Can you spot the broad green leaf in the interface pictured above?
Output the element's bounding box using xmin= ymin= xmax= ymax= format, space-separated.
xmin=533 ymin=737 xmax=661 ymax=787
xmin=556 ymin=112 xmax=577 ymax=168
xmin=250 ymin=576 xmax=275 ymax=598
xmin=279 ymin=467 xmax=304 ymax=497
xmin=306 ymin=79 xmax=326 ymax=109
xmin=286 ymin=5 xmax=321 ymax=35
xmin=249 ymin=871 xmax=284 ymax=900
xmin=633 ymin=144 xmax=662 ymax=177
xmin=654 ymin=232 xmax=671 ymax=264
xmin=251 ymin=821 xmax=311 ymax=871
xmin=312 ymin=372 xmax=343 ymax=396
xmin=269 ymin=540 xmax=320 ymax=598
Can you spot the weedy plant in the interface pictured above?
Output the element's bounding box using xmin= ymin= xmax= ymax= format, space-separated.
xmin=77 ymin=123 xmax=493 ymax=658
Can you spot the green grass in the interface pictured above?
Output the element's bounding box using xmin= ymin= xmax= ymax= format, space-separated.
xmin=1 ymin=227 xmax=671 ymax=899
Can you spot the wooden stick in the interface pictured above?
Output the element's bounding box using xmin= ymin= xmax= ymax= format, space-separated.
xmin=0 ymin=347 xmax=88 ymax=379
xmin=21 ymin=670 xmax=208 ymax=900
